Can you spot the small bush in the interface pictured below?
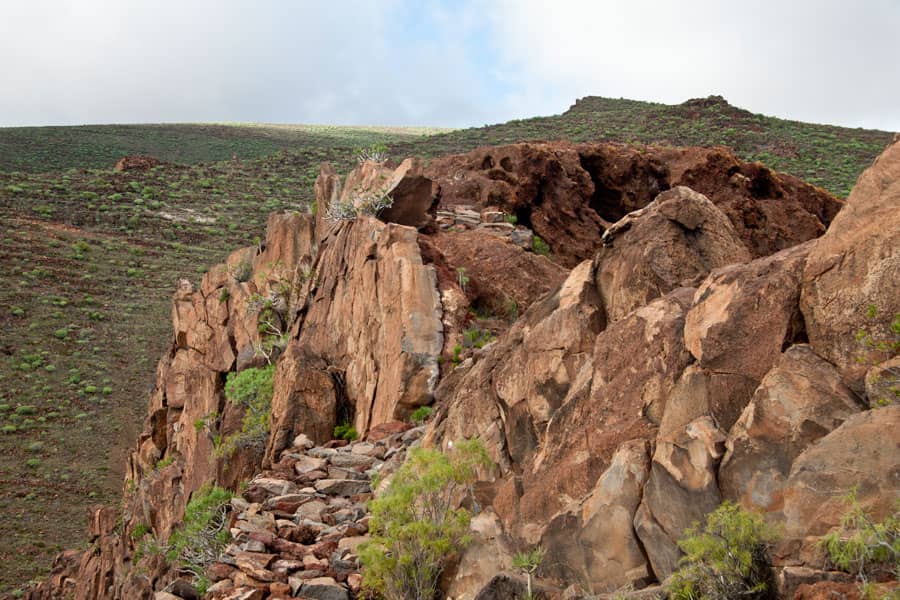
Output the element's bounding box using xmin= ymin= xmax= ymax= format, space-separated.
xmin=325 ymin=189 xmax=393 ymax=223
xmin=667 ymin=501 xmax=778 ymax=600
xmin=217 ymin=365 xmax=274 ymax=458
xmin=819 ymin=489 xmax=899 ymax=584
xmin=359 ymin=438 xmax=491 ymax=600
xmin=532 ymin=235 xmax=551 ymax=257
xmin=166 ymin=484 xmax=232 ymax=591
xmin=334 ymin=421 xmax=358 ymax=441
xmin=231 ymin=259 xmax=253 ymax=283
xmin=410 ymin=406 xmax=433 ymax=425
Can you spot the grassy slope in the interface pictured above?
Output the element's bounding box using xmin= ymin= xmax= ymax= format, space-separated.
xmin=0 ymin=96 xmax=893 ymax=593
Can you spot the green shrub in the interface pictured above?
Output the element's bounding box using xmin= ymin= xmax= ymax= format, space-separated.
xmin=217 ymin=365 xmax=274 ymax=458
xmin=532 ymin=235 xmax=551 ymax=257
xmin=819 ymin=489 xmax=899 ymax=584
xmin=410 ymin=406 xmax=433 ymax=425
xmin=334 ymin=421 xmax=358 ymax=441
xmin=513 ymin=546 xmax=545 ymax=600
xmin=359 ymin=438 xmax=490 ymax=600
xmin=166 ymin=484 xmax=232 ymax=592
xmin=667 ymin=501 xmax=778 ymax=600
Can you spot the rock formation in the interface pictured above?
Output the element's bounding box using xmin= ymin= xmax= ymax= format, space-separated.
xmin=29 ymin=139 xmax=899 ymax=600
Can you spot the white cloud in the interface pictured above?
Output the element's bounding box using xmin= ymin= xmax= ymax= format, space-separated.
xmin=0 ymin=0 xmax=898 ymax=130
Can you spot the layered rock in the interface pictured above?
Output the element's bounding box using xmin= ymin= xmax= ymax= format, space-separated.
xmin=801 ymin=137 xmax=900 ymax=390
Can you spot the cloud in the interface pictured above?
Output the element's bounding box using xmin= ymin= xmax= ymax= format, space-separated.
xmin=484 ymin=0 xmax=900 ymax=130
xmin=0 ymin=0 xmax=898 ymax=130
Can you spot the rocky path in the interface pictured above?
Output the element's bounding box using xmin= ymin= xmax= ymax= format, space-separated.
xmin=177 ymin=424 xmax=424 ymax=600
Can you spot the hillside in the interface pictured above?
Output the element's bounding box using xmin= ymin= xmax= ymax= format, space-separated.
xmin=2 ymin=95 xmax=894 ymax=197
xmin=0 ymin=96 xmax=895 ymax=594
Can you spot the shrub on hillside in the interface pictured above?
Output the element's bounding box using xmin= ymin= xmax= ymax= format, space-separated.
xmin=667 ymin=501 xmax=779 ymax=600
xmin=359 ymin=438 xmax=491 ymax=600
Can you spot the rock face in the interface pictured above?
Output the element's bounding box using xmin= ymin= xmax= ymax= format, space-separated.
xmin=427 ymin=142 xmax=840 ymax=266
xmin=32 ymin=140 xmax=900 ymax=600
xmin=594 ymin=185 xmax=750 ymax=321
xmin=801 ymin=137 xmax=900 ymax=389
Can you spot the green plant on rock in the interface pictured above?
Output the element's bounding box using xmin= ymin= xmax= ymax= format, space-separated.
xmin=462 ymin=327 xmax=494 ymax=350
xmin=513 ymin=546 xmax=545 ymax=600
xmin=667 ymin=501 xmax=779 ymax=600
xmin=359 ymin=438 xmax=491 ymax=600
xmin=532 ymin=235 xmax=551 ymax=257
xmin=410 ymin=406 xmax=433 ymax=425
xmin=819 ymin=488 xmax=899 ymax=585
xmin=855 ymin=305 xmax=900 ymax=407
xmin=166 ymin=484 xmax=233 ymax=593
xmin=334 ymin=421 xmax=358 ymax=441
xmin=217 ymin=365 xmax=274 ymax=458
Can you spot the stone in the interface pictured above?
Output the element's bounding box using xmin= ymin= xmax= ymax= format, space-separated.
xmin=801 ymin=138 xmax=900 ymax=390
xmin=595 ymin=186 xmax=751 ymax=321
xmin=314 ymin=479 xmax=372 ymax=497
xmin=782 ymin=406 xmax=900 ymax=562
xmin=865 ymin=356 xmax=900 ymax=408
xmin=292 ymin=433 xmax=315 ymax=449
xmin=328 ymin=452 xmax=376 ymax=469
xmin=292 ymin=576 xmax=349 ymax=600
xmin=719 ymin=345 xmax=862 ymax=515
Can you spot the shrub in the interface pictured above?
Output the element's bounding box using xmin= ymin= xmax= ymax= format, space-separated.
xmin=513 ymin=546 xmax=545 ymax=600
xmin=334 ymin=421 xmax=358 ymax=441
xmin=532 ymin=235 xmax=551 ymax=257
xmin=325 ymin=189 xmax=393 ymax=223
xmin=354 ymin=143 xmax=390 ymax=164
xmin=217 ymin=365 xmax=274 ymax=458
xmin=359 ymin=438 xmax=491 ymax=600
xmin=166 ymin=484 xmax=233 ymax=592
xmin=819 ymin=489 xmax=899 ymax=584
xmin=410 ymin=406 xmax=433 ymax=425
xmin=667 ymin=501 xmax=778 ymax=600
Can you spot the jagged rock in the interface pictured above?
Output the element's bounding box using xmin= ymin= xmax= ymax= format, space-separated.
xmin=636 ymin=415 xmax=726 ymax=579
xmin=444 ymin=510 xmax=515 ymax=600
xmin=297 ymin=217 xmax=443 ymax=436
xmin=429 ymin=229 xmax=567 ymax=319
xmin=801 ymin=138 xmax=900 ymax=389
xmin=328 ymin=452 xmax=376 ymax=469
xmin=541 ymin=439 xmax=652 ymax=592
xmin=595 ymin=186 xmax=750 ymax=321
xmin=782 ymin=405 xmax=900 ymax=563
xmin=866 ymin=356 xmax=900 ymax=407
xmin=427 ymin=142 xmax=839 ymax=267
xmin=719 ymin=345 xmax=862 ymax=515
xmin=685 ymin=241 xmax=810 ymax=375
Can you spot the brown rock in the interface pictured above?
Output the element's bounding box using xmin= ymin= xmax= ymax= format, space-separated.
xmin=298 ymin=217 xmax=443 ymax=436
xmin=719 ymin=345 xmax=862 ymax=515
xmin=865 ymin=356 xmax=900 ymax=408
xmin=801 ymin=138 xmax=900 ymax=390
xmin=595 ymin=186 xmax=750 ymax=321
xmin=782 ymin=405 xmax=900 ymax=561
xmin=445 ymin=510 xmax=515 ymax=600
xmin=114 ymin=155 xmax=162 ymax=171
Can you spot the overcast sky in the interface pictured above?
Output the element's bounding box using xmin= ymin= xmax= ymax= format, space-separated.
xmin=1 ymin=0 xmax=898 ymax=130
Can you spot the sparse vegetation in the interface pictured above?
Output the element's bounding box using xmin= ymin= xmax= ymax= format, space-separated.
xmin=217 ymin=365 xmax=274 ymax=458
xmin=819 ymin=488 xmax=899 ymax=585
xmin=359 ymin=438 xmax=491 ymax=600
xmin=513 ymin=546 xmax=545 ymax=600
xmin=667 ymin=501 xmax=779 ymax=600
xmin=333 ymin=421 xmax=359 ymax=441
xmin=410 ymin=406 xmax=433 ymax=425
xmin=165 ymin=484 xmax=233 ymax=593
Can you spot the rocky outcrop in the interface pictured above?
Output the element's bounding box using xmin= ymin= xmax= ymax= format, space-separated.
xmin=114 ymin=155 xmax=162 ymax=171
xmin=427 ymin=142 xmax=841 ymax=266
xmin=719 ymin=345 xmax=862 ymax=516
xmin=33 ymin=139 xmax=900 ymax=600
xmin=594 ymin=185 xmax=750 ymax=321
xmin=801 ymin=137 xmax=900 ymax=389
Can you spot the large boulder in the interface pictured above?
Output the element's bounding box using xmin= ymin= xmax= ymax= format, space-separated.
xmin=718 ymin=345 xmax=862 ymax=516
xmin=299 ymin=217 xmax=444 ymax=436
xmin=801 ymin=138 xmax=900 ymax=389
xmin=594 ymin=186 xmax=750 ymax=321
xmin=781 ymin=405 xmax=900 ymax=562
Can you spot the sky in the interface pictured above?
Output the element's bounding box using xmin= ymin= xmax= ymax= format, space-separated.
xmin=1 ymin=0 xmax=898 ymax=131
